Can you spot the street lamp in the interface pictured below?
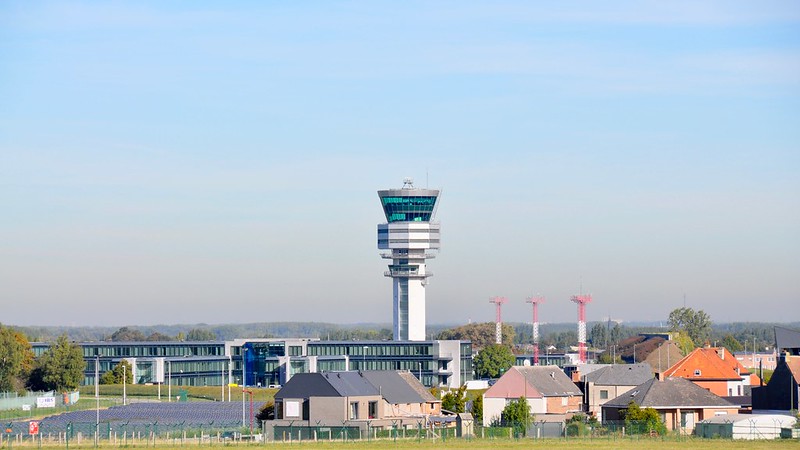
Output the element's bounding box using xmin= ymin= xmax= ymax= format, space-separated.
xmin=167 ymin=360 xmax=172 ymax=402
xmin=123 ymin=362 xmax=127 ymax=406
xmin=95 ymin=356 xmax=99 ymax=446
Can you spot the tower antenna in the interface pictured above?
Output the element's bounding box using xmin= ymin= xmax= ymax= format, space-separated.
xmin=526 ymin=295 xmax=545 ymax=365
xmin=489 ymin=297 xmax=508 ymax=345
xmin=571 ymin=293 xmax=593 ymax=363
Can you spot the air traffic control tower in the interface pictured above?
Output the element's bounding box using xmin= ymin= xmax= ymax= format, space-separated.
xmin=378 ymin=179 xmax=441 ymax=341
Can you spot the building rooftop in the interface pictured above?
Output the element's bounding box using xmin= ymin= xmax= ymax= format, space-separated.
xmin=604 ymin=377 xmax=737 ymax=409
xmin=582 ymin=363 xmax=653 ymax=386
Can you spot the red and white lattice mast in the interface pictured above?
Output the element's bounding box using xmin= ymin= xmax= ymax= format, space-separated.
xmin=526 ymin=295 xmax=545 ymax=365
xmin=489 ymin=296 xmax=507 ymax=344
xmin=570 ymin=294 xmax=592 ymax=363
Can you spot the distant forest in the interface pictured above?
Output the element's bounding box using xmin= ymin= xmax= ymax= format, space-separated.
xmin=13 ymin=320 xmax=799 ymax=353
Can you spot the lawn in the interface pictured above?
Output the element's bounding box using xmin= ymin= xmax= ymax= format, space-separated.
xmin=77 ymin=384 xmax=277 ymax=402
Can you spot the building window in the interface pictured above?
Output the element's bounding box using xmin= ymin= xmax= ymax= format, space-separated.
xmin=349 ymin=402 xmax=359 ymax=420
xmin=285 ymin=400 xmax=300 ymax=418
xmin=368 ymin=401 xmax=377 ymax=419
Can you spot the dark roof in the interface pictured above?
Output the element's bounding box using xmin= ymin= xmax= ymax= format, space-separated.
xmin=603 ymin=377 xmax=737 ymax=409
xmin=361 ymin=371 xmax=435 ymax=403
xmin=617 ymin=335 xmax=662 ymax=361
xmin=583 ymin=364 xmax=653 ymax=386
xmin=275 ymin=370 xmax=436 ymax=403
xmin=775 ymin=326 xmax=800 ymax=353
xmin=274 ymin=373 xmax=340 ymax=400
xmin=722 ymin=396 xmax=751 ymax=407
xmin=516 ymin=366 xmax=581 ymax=396
xmin=322 ymin=372 xmax=380 ymax=397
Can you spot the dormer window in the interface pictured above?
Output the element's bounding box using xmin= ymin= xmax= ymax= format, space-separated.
xmin=694 ymin=369 xmax=702 ymax=376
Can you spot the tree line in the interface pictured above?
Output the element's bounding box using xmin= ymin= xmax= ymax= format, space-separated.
xmin=0 ymin=325 xmax=85 ymax=393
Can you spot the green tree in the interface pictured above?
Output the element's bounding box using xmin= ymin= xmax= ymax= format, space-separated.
xmin=597 ymin=352 xmax=624 ymax=364
xmin=441 ymin=385 xmax=467 ymax=413
xmin=256 ymin=400 xmax=275 ymax=421
xmin=186 ymin=328 xmax=217 ymax=341
xmin=438 ymin=322 xmax=515 ymax=350
xmin=590 ymin=323 xmax=608 ymax=348
xmin=500 ymin=397 xmax=532 ymax=436
xmin=0 ymin=325 xmax=33 ymax=392
xmin=622 ymin=401 xmax=666 ymax=435
xmin=471 ymin=394 xmax=483 ymax=423
xmin=36 ymin=335 xmax=86 ymax=391
xmin=565 ymin=413 xmax=593 ymax=437
xmin=720 ymin=334 xmax=743 ymax=352
xmin=474 ymin=344 xmax=515 ymax=379
xmin=146 ymin=332 xmax=174 ymax=342
xmin=100 ymin=360 xmax=133 ymax=384
xmin=668 ymin=307 xmax=711 ymax=345
xmin=111 ymin=327 xmax=147 ymax=341
xmin=673 ymin=331 xmax=696 ymax=355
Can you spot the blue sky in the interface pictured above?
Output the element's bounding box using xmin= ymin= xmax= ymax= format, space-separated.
xmin=1 ymin=1 xmax=798 ymax=327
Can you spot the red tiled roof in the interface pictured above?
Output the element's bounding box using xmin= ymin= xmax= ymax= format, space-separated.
xmin=663 ymin=347 xmax=740 ymax=380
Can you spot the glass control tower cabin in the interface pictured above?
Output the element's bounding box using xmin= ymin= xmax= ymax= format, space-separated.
xmin=378 ymin=179 xmax=441 ymax=341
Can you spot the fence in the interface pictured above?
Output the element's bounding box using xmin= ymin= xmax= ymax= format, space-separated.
xmin=0 ymin=391 xmax=81 ymax=412
xmin=267 ymin=422 xmax=478 ymax=443
xmin=694 ymin=417 xmax=798 ymax=440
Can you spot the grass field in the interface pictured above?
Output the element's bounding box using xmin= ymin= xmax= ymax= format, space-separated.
xmin=77 ymin=384 xmax=277 ymax=402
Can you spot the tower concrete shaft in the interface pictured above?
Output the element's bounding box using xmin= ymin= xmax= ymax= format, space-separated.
xmin=526 ymin=295 xmax=545 ymax=365
xmin=489 ymin=297 xmax=507 ymax=345
xmin=378 ymin=179 xmax=440 ymax=341
xmin=570 ymin=294 xmax=593 ymax=363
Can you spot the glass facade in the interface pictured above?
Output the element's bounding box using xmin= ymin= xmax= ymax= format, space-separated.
xmin=380 ymin=196 xmax=437 ymax=222
xmin=36 ymin=338 xmax=473 ymax=388
xmin=78 ymin=342 xmax=224 ymax=358
xmin=241 ymin=341 xmax=288 ymax=387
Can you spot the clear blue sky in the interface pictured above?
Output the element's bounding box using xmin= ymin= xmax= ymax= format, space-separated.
xmin=1 ymin=1 xmax=798 ymax=327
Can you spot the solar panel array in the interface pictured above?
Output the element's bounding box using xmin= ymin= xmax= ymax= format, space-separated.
xmin=8 ymin=402 xmax=265 ymax=435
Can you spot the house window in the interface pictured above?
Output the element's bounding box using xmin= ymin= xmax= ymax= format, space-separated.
xmin=694 ymin=369 xmax=701 ymax=376
xmin=285 ymin=400 xmax=300 ymax=418
xmin=562 ymin=397 xmax=568 ymax=406
xmin=600 ymin=390 xmax=609 ymax=400
xmin=349 ymin=402 xmax=359 ymax=420
xmin=368 ymin=401 xmax=378 ymax=419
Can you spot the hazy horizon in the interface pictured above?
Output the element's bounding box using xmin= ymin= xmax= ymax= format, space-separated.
xmin=2 ymin=2 xmax=798 ymax=327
